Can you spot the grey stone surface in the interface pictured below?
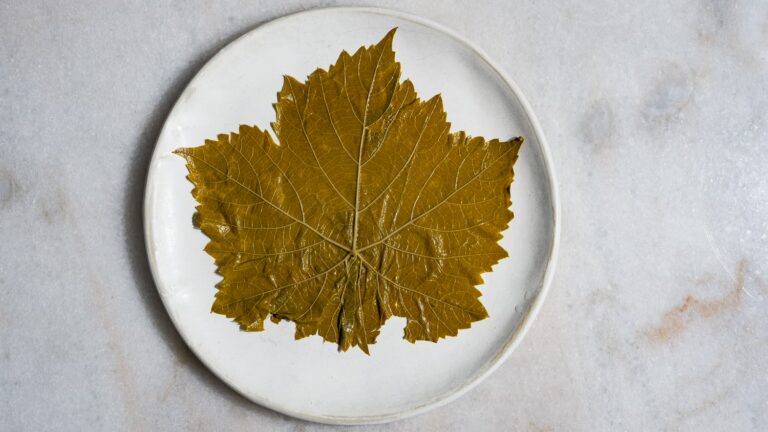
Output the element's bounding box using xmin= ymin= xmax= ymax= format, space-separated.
xmin=1 ymin=1 xmax=766 ymax=430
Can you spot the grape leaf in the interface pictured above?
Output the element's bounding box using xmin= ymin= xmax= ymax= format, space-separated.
xmin=175 ymin=29 xmax=523 ymax=353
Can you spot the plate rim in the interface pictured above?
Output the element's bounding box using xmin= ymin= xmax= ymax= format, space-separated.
xmin=143 ymin=6 xmax=561 ymax=425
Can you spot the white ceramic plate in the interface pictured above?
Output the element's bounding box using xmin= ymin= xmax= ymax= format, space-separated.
xmin=144 ymin=7 xmax=559 ymax=425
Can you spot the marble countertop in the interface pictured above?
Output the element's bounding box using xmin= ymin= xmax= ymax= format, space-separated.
xmin=1 ymin=1 xmax=766 ymax=430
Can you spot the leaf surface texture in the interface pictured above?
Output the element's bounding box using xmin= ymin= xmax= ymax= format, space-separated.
xmin=176 ymin=29 xmax=523 ymax=353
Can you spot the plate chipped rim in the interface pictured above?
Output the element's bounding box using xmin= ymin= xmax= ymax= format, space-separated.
xmin=143 ymin=6 xmax=561 ymax=425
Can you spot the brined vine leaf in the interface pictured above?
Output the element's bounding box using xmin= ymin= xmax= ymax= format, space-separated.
xmin=175 ymin=29 xmax=523 ymax=353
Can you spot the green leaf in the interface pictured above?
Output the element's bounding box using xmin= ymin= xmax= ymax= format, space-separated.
xmin=175 ymin=29 xmax=523 ymax=353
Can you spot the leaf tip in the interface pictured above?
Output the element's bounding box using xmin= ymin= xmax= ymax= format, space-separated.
xmin=378 ymin=27 xmax=398 ymax=50
xmin=359 ymin=344 xmax=371 ymax=356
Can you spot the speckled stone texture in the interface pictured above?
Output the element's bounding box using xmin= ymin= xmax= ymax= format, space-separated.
xmin=1 ymin=1 xmax=766 ymax=430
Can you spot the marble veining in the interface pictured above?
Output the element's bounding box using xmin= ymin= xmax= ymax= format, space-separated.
xmin=1 ymin=1 xmax=766 ymax=430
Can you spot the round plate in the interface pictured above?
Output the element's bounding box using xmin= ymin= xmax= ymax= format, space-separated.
xmin=144 ymin=7 xmax=559 ymax=425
